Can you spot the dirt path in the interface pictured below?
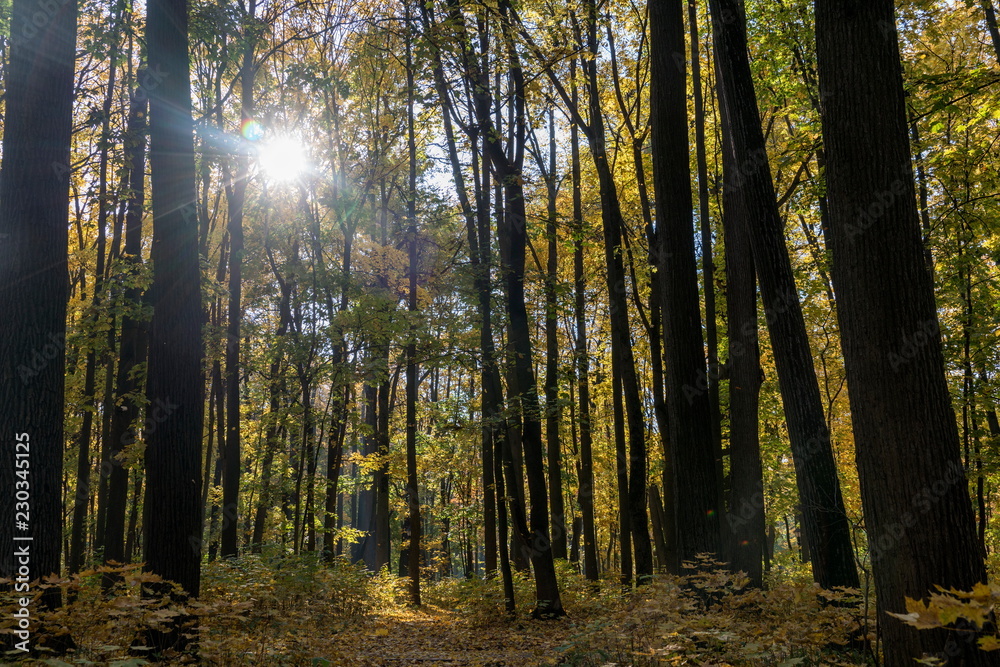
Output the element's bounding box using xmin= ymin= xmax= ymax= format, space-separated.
xmin=308 ymin=606 xmax=571 ymax=666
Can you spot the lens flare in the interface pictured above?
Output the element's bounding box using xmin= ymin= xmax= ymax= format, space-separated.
xmin=241 ymin=119 xmax=265 ymax=141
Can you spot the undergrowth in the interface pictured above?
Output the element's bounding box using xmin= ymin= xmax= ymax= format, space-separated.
xmin=2 ymin=556 xmax=876 ymax=666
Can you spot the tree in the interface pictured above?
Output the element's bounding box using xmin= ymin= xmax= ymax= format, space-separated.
xmin=719 ymin=86 xmax=766 ymax=587
xmin=648 ymin=0 xmax=721 ymax=569
xmin=570 ymin=57 xmax=600 ymax=583
xmin=220 ymin=0 xmax=260 ymax=560
xmin=816 ymin=0 xmax=996 ymax=663
xmin=404 ymin=5 xmax=422 ymax=605
xmin=437 ymin=0 xmax=564 ymax=615
xmin=709 ymin=0 xmax=858 ymax=591
xmin=0 ymin=0 xmax=77 ymax=611
xmin=142 ymin=0 xmax=204 ymax=644
xmin=982 ymin=0 xmax=1000 ymax=62
xmin=103 ymin=68 xmax=151 ymax=577
xmin=70 ymin=1 xmax=124 ymax=575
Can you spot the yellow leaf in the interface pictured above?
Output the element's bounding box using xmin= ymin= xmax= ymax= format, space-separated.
xmin=979 ymin=636 xmax=1000 ymax=651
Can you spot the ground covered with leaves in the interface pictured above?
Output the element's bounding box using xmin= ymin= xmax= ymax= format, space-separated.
xmin=3 ymin=556 xmax=876 ymax=666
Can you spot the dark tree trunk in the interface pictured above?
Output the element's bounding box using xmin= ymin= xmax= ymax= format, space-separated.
xmin=0 ymin=0 xmax=76 ymax=612
xmin=649 ymin=0 xmax=721 ymax=568
xmin=816 ymin=1 xmax=995 ymax=663
xmin=422 ymin=8 xmax=500 ymax=573
xmin=580 ymin=0 xmax=652 ymax=582
xmin=221 ymin=11 xmax=258 ymax=558
xmin=543 ymin=107 xmax=567 ymax=561
xmin=982 ymin=1 xmax=1000 ymax=63
xmin=375 ymin=373 xmax=392 ymax=568
xmin=404 ymin=20 xmax=422 ymax=605
xmin=720 ymin=107 xmax=766 ymax=586
xmin=456 ymin=0 xmax=564 ymax=616
xmin=104 ymin=73 xmax=150 ymax=575
xmin=143 ymin=0 xmax=204 ymax=614
xmin=571 ymin=60 xmax=599 ymax=583
xmin=647 ymin=485 xmax=669 ymax=572
xmin=207 ymin=359 xmax=225 ymax=562
xmin=353 ymin=382 xmax=378 ymax=568
xmin=612 ymin=375 xmax=632 ymax=584
xmin=710 ymin=0 xmax=858 ymax=591
xmin=688 ymin=0 xmax=724 ymax=507
xmin=252 ymin=276 xmax=291 ymax=552
xmin=71 ymin=41 xmax=118 ymax=574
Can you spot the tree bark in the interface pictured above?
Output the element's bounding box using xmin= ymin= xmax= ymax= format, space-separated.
xmin=570 ymin=58 xmax=600 ymax=583
xmin=145 ymin=0 xmax=202 ymax=588
xmin=710 ymin=0 xmax=858 ymax=590
xmin=982 ymin=0 xmax=1000 ymax=63
xmin=104 ymin=72 xmax=150 ymax=575
xmin=578 ymin=0 xmax=653 ymax=582
xmin=816 ymin=1 xmax=995 ymax=663
xmin=141 ymin=0 xmax=204 ymax=652
xmin=221 ymin=2 xmax=258 ymax=558
xmin=720 ymin=106 xmax=766 ymax=586
xmin=649 ymin=0 xmax=721 ymax=568
xmin=688 ymin=0 xmax=724 ymax=508
xmin=543 ymin=107 xmax=567 ymax=562
xmin=404 ymin=17 xmax=422 ymax=605
xmin=71 ymin=31 xmax=119 ymax=574
xmin=0 ymin=0 xmax=77 ymax=611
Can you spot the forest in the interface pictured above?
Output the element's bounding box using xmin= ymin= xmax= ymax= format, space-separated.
xmin=2 ymin=0 xmax=1000 ymax=664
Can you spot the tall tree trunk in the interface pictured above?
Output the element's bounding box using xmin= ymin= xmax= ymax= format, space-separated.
xmin=571 ymin=59 xmax=599 ymax=583
xmin=0 ymin=0 xmax=77 ymax=612
xmin=816 ymin=1 xmax=995 ymax=663
xmin=322 ymin=386 xmax=347 ymax=561
xmin=353 ymin=381 xmax=379 ymax=568
xmin=720 ymin=106 xmax=766 ymax=586
xmin=71 ymin=34 xmax=119 ymax=573
xmin=104 ymin=72 xmax=150 ymax=575
xmin=467 ymin=0 xmax=564 ymax=616
xmin=375 ymin=369 xmax=392 ymax=568
xmin=252 ymin=270 xmax=291 ymax=552
xmin=982 ymin=0 xmax=1000 ymax=63
xmin=142 ymin=0 xmax=204 ymax=651
xmin=612 ymin=374 xmax=632 ymax=584
xmin=404 ymin=17 xmax=422 ymax=605
xmin=421 ymin=7 xmax=500 ymax=573
xmin=221 ymin=5 xmax=258 ymax=558
xmin=710 ymin=0 xmax=858 ymax=590
xmin=688 ymin=0 xmax=724 ymax=506
xmin=591 ymin=2 xmax=653 ymax=583
xmin=543 ymin=107 xmax=567 ymax=561
xmin=647 ymin=485 xmax=669 ymax=572
xmin=649 ymin=0 xmax=721 ymax=569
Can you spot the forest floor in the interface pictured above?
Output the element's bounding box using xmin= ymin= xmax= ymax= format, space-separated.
xmin=276 ymin=604 xmax=574 ymax=666
xmin=3 ymin=556 xmax=875 ymax=666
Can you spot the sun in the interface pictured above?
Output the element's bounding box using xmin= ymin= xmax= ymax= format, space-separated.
xmin=256 ymin=135 xmax=308 ymax=183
